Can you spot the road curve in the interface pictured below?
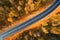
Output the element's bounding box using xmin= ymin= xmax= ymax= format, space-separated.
xmin=0 ymin=0 xmax=60 ymax=40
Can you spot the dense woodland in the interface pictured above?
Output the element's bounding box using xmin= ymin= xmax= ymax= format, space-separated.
xmin=13 ymin=12 xmax=60 ymax=40
xmin=0 ymin=0 xmax=53 ymax=30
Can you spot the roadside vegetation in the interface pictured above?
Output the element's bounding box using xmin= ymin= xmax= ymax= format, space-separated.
xmin=10 ymin=12 xmax=60 ymax=40
xmin=0 ymin=0 xmax=54 ymax=30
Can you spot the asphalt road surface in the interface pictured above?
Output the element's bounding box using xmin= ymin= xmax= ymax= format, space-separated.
xmin=0 ymin=0 xmax=60 ymax=40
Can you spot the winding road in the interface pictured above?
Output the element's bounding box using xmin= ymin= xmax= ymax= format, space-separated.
xmin=0 ymin=0 xmax=60 ymax=40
